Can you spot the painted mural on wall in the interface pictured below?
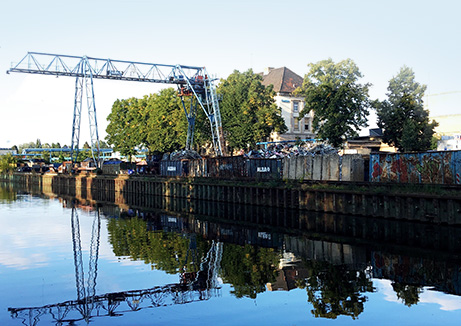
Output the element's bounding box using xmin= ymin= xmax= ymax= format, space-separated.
xmin=370 ymin=150 xmax=461 ymax=185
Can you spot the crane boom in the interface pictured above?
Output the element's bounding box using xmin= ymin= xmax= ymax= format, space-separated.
xmin=7 ymin=52 xmax=225 ymax=160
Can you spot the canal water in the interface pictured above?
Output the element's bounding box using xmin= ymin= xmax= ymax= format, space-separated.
xmin=1 ymin=184 xmax=461 ymax=325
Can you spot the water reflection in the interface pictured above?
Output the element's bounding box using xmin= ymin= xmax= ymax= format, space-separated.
xmin=8 ymin=201 xmax=223 ymax=326
xmin=4 ymin=183 xmax=461 ymax=324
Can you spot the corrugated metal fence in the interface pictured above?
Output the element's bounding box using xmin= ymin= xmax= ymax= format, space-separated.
xmin=160 ymin=154 xmax=363 ymax=181
xmin=370 ymin=150 xmax=461 ymax=184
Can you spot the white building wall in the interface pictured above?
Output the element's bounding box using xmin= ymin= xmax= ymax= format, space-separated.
xmin=272 ymin=94 xmax=314 ymax=141
xmin=437 ymin=135 xmax=461 ymax=151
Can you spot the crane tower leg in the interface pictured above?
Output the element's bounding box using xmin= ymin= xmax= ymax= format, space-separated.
xmin=71 ymin=75 xmax=83 ymax=163
xmin=71 ymin=57 xmax=100 ymax=166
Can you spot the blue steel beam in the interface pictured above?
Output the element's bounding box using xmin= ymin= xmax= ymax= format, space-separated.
xmin=8 ymin=52 xmax=205 ymax=85
xmin=8 ymin=52 xmax=224 ymax=156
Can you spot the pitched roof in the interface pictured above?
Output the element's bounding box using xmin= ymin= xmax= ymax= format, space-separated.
xmin=261 ymin=67 xmax=303 ymax=94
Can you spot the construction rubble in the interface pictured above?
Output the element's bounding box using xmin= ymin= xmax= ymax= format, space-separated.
xmin=163 ymin=150 xmax=202 ymax=161
xmin=245 ymin=143 xmax=337 ymax=159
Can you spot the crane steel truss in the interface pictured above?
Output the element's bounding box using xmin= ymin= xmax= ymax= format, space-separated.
xmin=7 ymin=52 xmax=225 ymax=162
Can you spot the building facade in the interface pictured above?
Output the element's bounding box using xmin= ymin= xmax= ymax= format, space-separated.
xmin=261 ymin=67 xmax=315 ymax=142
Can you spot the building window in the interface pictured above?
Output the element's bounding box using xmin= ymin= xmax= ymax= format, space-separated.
xmin=304 ymin=118 xmax=310 ymax=132
xmin=294 ymin=117 xmax=300 ymax=131
xmin=293 ymin=101 xmax=299 ymax=113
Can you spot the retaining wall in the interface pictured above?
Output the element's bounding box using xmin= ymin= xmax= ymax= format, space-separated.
xmin=2 ymin=173 xmax=461 ymax=225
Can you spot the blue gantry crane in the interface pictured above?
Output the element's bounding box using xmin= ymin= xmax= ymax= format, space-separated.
xmin=7 ymin=52 xmax=225 ymax=165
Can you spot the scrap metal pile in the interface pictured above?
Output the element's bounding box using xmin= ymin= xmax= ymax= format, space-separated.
xmin=162 ymin=143 xmax=337 ymax=160
xmin=163 ymin=150 xmax=202 ymax=161
xmin=245 ymin=142 xmax=337 ymax=159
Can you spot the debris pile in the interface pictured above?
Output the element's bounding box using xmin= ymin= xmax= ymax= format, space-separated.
xmin=245 ymin=142 xmax=337 ymax=159
xmin=163 ymin=150 xmax=202 ymax=161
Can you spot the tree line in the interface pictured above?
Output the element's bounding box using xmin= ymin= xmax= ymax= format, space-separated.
xmin=4 ymin=59 xmax=439 ymax=162
xmin=105 ymin=60 xmax=438 ymax=155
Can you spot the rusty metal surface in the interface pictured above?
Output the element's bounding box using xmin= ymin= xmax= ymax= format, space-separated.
xmin=206 ymin=156 xmax=247 ymax=178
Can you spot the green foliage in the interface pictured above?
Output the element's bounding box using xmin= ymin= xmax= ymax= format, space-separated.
xmin=0 ymin=186 xmax=17 ymax=202
xmin=391 ymin=282 xmax=422 ymax=307
xmin=18 ymin=141 xmax=37 ymax=153
xmin=300 ymin=261 xmax=374 ymax=319
xmin=220 ymin=243 xmax=280 ymax=299
xmin=0 ymin=154 xmax=17 ymax=173
xmin=105 ymin=88 xmax=205 ymax=156
xmin=431 ymin=135 xmax=440 ymax=150
xmin=107 ymin=217 xmax=209 ymax=274
xmin=218 ymin=70 xmax=287 ymax=150
xmin=296 ymin=58 xmax=370 ymax=148
xmin=143 ymin=88 xmax=189 ymax=152
xmin=106 ymin=97 xmax=145 ymax=160
xmin=374 ymin=66 xmax=438 ymax=152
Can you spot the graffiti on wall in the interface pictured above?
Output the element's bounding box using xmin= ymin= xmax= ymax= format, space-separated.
xmin=370 ymin=150 xmax=461 ymax=185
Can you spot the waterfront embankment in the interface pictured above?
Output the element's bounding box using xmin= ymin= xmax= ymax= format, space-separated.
xmin=1 ymin=172 xmax=461 ymax=225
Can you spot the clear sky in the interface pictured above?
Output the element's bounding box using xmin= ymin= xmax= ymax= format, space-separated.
xmin=1 ymin=0 xmax=460 ymax=147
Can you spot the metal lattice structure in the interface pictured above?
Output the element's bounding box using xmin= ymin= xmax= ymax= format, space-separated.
xmin=7 ymin=52 xmax=225 ymax=163
xmin=8 ymin=232 xmax=223 ymax=326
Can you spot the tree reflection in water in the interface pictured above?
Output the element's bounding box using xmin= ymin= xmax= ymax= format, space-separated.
xmin=295 ymin=261 xmax=374 ymax=319
xmin=392 ymin=283 xmax=423 ymax=307
xmin=220 ymin=244 xmax=280 ymax=299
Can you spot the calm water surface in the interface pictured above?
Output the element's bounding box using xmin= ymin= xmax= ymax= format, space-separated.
xmin=1 ymin=185 xmax=461 ymax=325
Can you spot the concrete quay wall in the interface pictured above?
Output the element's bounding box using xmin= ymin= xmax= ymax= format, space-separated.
xmin=2 ymin=173 xmax=461 ymax=225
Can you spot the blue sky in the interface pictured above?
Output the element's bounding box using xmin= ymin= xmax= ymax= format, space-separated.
xmin=1 ymin=0 xmax=460 ymax=146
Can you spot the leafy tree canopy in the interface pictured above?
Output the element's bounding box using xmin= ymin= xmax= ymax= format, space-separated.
xmin=143 ymin=88 xmax=189 ymax=153
xmin=105 ymin=88 xmax=209 ymax=156
xmin=218 ymin=69 xmax=287 ymax=150
xmin=106 ymin=97 xmax=147 ymax=160
xmin=0 ymin=153 xmax=17 ymax=173
xmin=374 ymin=66 xmax=438 ymax=152
xmin=296 ymin=58 xmax=371 ymax=148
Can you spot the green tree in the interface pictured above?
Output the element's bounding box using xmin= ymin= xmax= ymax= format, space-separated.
xmin=391 ymin=282 xmax=422 ymax=307
xmin=296 ymin=58 xmax=371 ymax=148
xmin=107 ymin=217 xmax=209 ymax=274
xmin=220 ymin=243 xmax=280 ymax=299
xmin=18 ymin=141 xmax=36 ymax=153
xmin=99 ymin=140 xmax=110 ymax=149
xmin=298 ymin=261 xmax=374 ymax=319
xmin=218 ymin=69 xmax=287 ymax=150
xmin=106 ymin=97 xmax=144 ymax=160
xmin=0 ymin=153 xmax=17 ymax=173
xmin=143 ymin=88 xmax=189 ymax=153
xmin=374 ymin=66 xmax=438 ymax=152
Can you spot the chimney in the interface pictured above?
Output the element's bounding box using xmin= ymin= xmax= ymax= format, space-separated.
xmin=264 ymin=67 xmax=274 ymax=75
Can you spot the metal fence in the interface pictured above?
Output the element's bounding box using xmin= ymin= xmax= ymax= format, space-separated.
xmin=246 ymin=158 xmax=282 ymax=179
xmin=160 ymin=160 xmax=189 ymax=177
xmin=207 ymin=156 xmax=247 ymax=178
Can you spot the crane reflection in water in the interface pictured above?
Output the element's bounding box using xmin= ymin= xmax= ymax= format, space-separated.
xmin=8 ymin=203 xmax=223 ymax=326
